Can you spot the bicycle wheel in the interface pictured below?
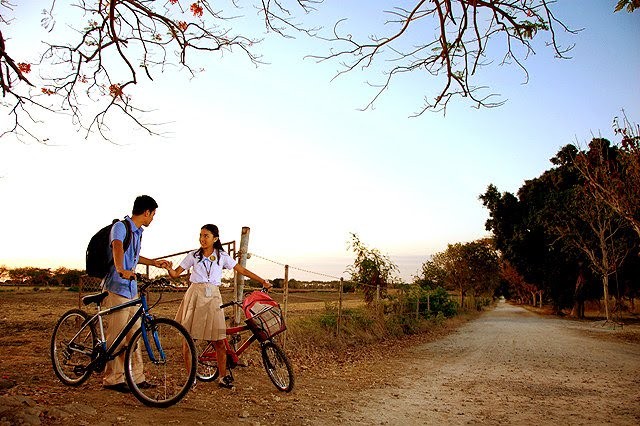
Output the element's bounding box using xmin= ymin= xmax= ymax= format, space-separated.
xmin=195 ymin=339 xmax=219 ymax=382
xmin=125 ymin=318 xmax=196 ymax=408
xmin=261 ymin=340 xmax=294 ymax=392
xmin=50 ymin=309 xmax=97 ymax=386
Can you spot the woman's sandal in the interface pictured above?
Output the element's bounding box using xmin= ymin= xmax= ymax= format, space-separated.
xmin=218 ymin=375 xmax=234 ymax=389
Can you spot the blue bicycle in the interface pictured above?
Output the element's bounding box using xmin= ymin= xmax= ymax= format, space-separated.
xmin=50 ymin=274 xmax=196 ymax=408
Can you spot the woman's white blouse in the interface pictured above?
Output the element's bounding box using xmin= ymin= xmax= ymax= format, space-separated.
xmin=179 ymin=250 xmax=237 ymax=285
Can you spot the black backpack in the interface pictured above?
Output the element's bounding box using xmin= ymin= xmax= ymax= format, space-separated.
xmin=85 ymin=219 xmax=132 ymax=279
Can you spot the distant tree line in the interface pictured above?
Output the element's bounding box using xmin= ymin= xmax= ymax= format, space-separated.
xmin=0 ymin=266 xmax=84 ymax=287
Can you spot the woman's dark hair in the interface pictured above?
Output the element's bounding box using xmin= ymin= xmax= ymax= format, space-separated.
xmin=194 ymin=224 xmax=225 ymax=265
xmin=132 ymin=195 xmax=158 ymax=215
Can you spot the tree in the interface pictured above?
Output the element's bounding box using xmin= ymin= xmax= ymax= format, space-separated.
xmin=480 ymin=156 xmax=583 ymax=312
xmin=8 ymin=267 xmax=52 ymax=286
xmin=52 ymin=267 xmax=84 ymax=287
xmin=482 ymin=143 xmax=640 ymax=315
xmin=0 ymin=0 xmax=310 ymax=142
xmin=574 ymin=121 xmax=640 ymax=241
xmin=414 ymin=258 xmax=447 ymax=289
xmin=346 ymin=233 xmax=400 ymax=304
xmin=499 ymin=259 xmax=540 ymax=305
xmin=561 ymin=139 xmax=636 ymax=320
xmin=418 ymin=238 xmax=500 ymax=307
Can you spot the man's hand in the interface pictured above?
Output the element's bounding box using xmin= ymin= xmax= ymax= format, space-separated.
xmin=156 ymin=259 xmax=171 ymax=269
xmin=118 ymin=270 xmax=136 ymax=280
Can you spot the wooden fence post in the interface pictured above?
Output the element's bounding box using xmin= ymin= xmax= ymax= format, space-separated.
xmin=282 ymin=264 xmax=289 ymax=349
xmin=234 ymin=226 xmax=250 ymax=326
xmin=337 ymin=278 xmax=344 ymax=338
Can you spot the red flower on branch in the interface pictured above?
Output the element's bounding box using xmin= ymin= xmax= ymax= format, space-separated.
xmin=41 ymin=88 xmax=55 ymax=95
xmin=169 ymin=0 xmax=178 ymax=4
xmin=18 ymin=63 xmax=31 ymax=74
xmin=178 ymin=21 xmax=188 ymax=31
xmin=190 ymin=3 xmax=204 ymax=17
xmin=109 ymin=84 xmax=123 ymax=98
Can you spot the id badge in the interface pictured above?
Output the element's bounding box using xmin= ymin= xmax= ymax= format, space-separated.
xmin=205 ymin=285 xmax=212 ymax=298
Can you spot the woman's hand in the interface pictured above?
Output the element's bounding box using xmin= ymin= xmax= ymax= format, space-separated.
xmin=155 ymin=259 xmax=172 ymax=269
xmin=262 ymin=279 xmax=272 ymax=290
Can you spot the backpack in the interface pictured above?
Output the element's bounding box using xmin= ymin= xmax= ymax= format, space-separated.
xmin=85 ymin=219 xmax=132 ymax=279
xmin=242 ymin=291 xmax=280 ymax=318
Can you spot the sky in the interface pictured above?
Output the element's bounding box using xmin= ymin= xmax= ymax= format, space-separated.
xmin=0 ymin=1 xmax=639 ymax=283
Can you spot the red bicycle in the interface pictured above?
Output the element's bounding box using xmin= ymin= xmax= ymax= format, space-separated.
xmin=194 ymin=289 xmax=294 ymax=392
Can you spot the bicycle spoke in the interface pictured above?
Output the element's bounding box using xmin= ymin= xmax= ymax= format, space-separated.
xmin=125 ymin=318 xmax=196 ymax=408
xmin=261 ymin=341 xmax=294 ymax=392
xmin=195 ymin=339 xmax=219 ymax=382
xmin=50 ymin=309 xmax=96 ymax=386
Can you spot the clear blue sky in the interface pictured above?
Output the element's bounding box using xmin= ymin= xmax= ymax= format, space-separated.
xmin=0 ymin=1 xmax=638 ymax=282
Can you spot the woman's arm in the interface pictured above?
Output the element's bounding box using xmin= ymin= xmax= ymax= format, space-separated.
xmin=233 ymin=264 xmax=272 ymax=289
xmin=166 ymin=265 xmax=185 ymax=279
xmin=139 ymin=256 xmax=170 ymax=269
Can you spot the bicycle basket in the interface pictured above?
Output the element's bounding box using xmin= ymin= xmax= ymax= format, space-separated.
xmin=242 ymin=291 xmax=279 ymax=318
xmin=245 ymin=306 xmax=286 ymax=342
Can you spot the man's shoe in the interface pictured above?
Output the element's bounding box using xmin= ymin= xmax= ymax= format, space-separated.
xmin=104 ymin=383 xmax=130 ymax=393
xmin=137 ymin=381 xmax=157 ymax=389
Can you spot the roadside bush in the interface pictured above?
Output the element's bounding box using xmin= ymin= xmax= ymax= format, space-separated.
xmin=426 ymin=287 xmax=458 ymax=318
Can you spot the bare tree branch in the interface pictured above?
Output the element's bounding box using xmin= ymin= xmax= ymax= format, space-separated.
xmin=309 ymin=0 xmax=581 ymax=115
xmin=0 ymin=0 xmax=312 ymax=142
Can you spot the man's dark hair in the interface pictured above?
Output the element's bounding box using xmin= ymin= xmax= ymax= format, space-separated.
xmin=132 ymin=195 xmax=158 ymax=215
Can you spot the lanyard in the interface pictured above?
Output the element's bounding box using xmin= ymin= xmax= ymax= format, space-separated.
xmin=201 ymin=252 xmax=217 ymax=282
xmin=203 ymin=259 xmax=212 ymax=282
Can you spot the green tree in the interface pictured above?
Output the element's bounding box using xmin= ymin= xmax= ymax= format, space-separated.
xmin=414 ymin=259 xmax=447 ymax=289
xmin=418 ymin=239 xmax=500 ymax=308
xmin=8 ymin=267 xmax=52 ymax=286
xmin=346 ymin=233 xmax=399 ymax=304
xmin=52 ymin=267 xmax=85 ymax=287
xmin=480 ymin=154 xmax=582 ymax=311
xmin=482 ymin=143 xmax=639 ymax=314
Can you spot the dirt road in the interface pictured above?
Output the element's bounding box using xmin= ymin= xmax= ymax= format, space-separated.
xmin=332 ymin=301 xmax=640 ymax=425
xmin=2 ymin=294 xmax=639 ymax=425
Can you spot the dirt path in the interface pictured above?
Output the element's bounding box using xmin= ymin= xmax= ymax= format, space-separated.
xmin=329 ymin=301 xmax=640 ymax=425
xmin=1 ymin=294 xmax=639 ymax=425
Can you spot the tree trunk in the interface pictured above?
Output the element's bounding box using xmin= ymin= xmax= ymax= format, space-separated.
xmin=570 ymin=269 xmax=586 ymax=319
xmin=602 ymin=274 xmax=610 ymax=321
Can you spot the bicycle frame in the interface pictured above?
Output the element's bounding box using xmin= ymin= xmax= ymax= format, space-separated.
xmin=199 ymin=324 xmax=260 ymax=366
xmin=69 ymin=289 xmax=165 ymax=373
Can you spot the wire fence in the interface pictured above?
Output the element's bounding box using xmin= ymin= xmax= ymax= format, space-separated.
xmin=77 ymin=244 xmax=461 ymax=345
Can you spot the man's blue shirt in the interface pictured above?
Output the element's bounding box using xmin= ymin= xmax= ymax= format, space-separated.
xmin=102 ymin=216 xmax=143 ymax=298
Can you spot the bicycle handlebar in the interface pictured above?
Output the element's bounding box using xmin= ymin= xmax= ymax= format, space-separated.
xmin=136 ymin=273 xmax=170 ymax=292
xmin=219 ymin=287 xmax=270 ymax=309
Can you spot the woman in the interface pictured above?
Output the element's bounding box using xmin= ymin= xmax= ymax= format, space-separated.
xmin=165 ymin=224 xmax=271 ymax=388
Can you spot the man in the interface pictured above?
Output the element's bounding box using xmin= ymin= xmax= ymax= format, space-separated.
xmin=102 ymin=195 xmax=169 ymax=392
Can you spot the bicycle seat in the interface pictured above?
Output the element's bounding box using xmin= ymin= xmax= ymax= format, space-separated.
xmin=82 ymin=291 xmax=109 ymax=306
